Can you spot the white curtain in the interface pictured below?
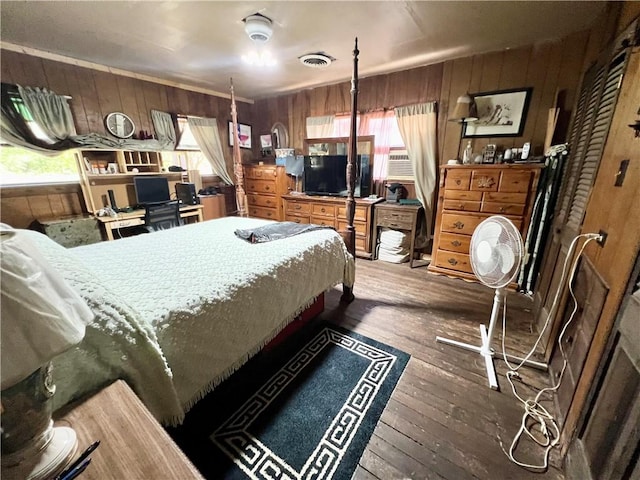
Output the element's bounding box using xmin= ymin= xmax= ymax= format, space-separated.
xmin=306 ymin=115 xmax=335 ymax=138
xmin=151 ymin=110 xmax=176 ymax=149
xmin=394 ymin=102 xmax=438 ymax=239
xmin=187 ymin=117 xmax=233 ymax=185
xmin=17 ymin=85 xmax=76 ymax=142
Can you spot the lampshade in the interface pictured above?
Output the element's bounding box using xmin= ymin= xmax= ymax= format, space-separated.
xmin=0 ymin=225 xmax=93 ymax=389
xmin=449 ymin=93 xmax=478 ymax=123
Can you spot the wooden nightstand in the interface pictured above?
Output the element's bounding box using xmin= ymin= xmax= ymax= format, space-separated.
xmin=372 ymin=202 xmax=424 ymax=268
xmin=54 ymin=380 xmax=203 ymax=479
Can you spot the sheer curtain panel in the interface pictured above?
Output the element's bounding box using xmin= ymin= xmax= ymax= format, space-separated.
xmin=395 ymin=102 xmax=438 ymax=239
xmin=305 ymin=116 xmax=335 ymax=138
xmin=187 ymin=117 xmax=234 ymax=185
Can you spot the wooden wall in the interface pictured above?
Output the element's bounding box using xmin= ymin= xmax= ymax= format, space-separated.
xmin=0 ymin=49 xmax=254 ymax=166
xmin=252 ymin=17 xmax=617 ymax=168
xmin=1 ymin=183 xmax=85 ymax=229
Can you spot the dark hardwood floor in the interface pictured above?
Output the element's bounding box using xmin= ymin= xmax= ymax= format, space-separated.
xmin=320 ymin=258 xmax=565 ymax=480
xmin=170 ymin=257 xmax=566 ymax=480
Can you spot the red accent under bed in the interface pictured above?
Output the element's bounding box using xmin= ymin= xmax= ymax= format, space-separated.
xmin=264 ymin=293 xmax=325 ymax=351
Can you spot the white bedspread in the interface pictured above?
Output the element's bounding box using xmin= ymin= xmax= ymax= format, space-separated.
xmin=25 ymin=217 xmax=354 ymax=425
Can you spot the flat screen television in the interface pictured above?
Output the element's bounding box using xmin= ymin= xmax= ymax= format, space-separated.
xmin=303 ymin=154 xmax=370 ymax=197
xmin=133 ymin=176 xmax=171 ymax=205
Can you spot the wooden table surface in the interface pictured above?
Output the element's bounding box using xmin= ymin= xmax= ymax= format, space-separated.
xmin=55 ymin=380 xmax=204 ymax=479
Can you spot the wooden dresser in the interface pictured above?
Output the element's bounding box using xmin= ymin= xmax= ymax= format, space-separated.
xmin=282 ymin=194 xmax=383 ymax=258
xmin=244 ymin=164 xmax=289 ymax=221
xmin=428 ymin=164 xmax=543 ymax=282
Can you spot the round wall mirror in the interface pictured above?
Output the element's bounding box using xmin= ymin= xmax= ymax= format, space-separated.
xmin=105 ymin=112 xmax=135 ymax=139
xmin=270 ymin=122 xmax=289 ymax=149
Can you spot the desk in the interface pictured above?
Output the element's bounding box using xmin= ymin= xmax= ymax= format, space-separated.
xmin=96 ymin=204 xmax=204 ymax=241
xmin=54 ymin=380 xmax=204 ymax=479
xmin=372 ymin=202 xmax=423 ymax=268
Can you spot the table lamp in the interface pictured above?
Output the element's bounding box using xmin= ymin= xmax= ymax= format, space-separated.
xmin=0 ymin=226 xmax=94 ymax=480
xmin=448 ymin=93 xmax=478 ymax=160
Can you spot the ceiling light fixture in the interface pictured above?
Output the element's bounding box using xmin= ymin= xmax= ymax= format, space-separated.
xmin=242 ymin=51 xmax=277 ymax=67
xmin=243 ymin=13 xmax=273 ymax=43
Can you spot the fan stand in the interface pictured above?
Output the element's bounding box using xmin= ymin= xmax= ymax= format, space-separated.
xmin=436 ymin=288 xmax=548 ymax=390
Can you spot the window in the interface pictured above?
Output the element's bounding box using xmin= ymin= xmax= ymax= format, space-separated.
xmin=0 ymin=144 xmax=79 ymax=185
xmin=162 ymin=151 xmax=213 ymax=175
xmin=175 ymin=115 xmax=200 ymax=150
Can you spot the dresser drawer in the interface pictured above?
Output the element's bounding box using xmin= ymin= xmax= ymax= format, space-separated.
xmin=499 ymin=171 xmax=532 ymax=193
xmin=444 ymin=170 xmax=471 ymax=190
xmin=444 ymin=190 xmax=483 ymax=201
xmin=484 ymin=192 xmax=528 ymax=203
xmin=434 ymin=250 xmax=474 ymax=274
xmin=285 ymin=214 xmax=310 ymax=224
xmin=376 ymin=210 xmax=415 ymax=229
xmin=312 ymin=204 xmax=336 ymax=217
xmin=285 ymin=201 xmax=311 ymax=215
xmin=337 ymin=220 xmax=367 ymax=237
xmin=311 ymin=216 xmax=336 ymax=228
xmin=245 ymin=166 xmax=277 ymax=179
xmin=248 ymin=206 xmax=278 ymax=220
xmin=443 ymin=199 xmax=481 ymax=212
xmin=440 ymin=213 xmax=487 ymax=235
xmin=337 ymin=205 xmax=367 ymax=222
xmin=481 ymin=202 xmax=525 ymax=216
xmin=438 ymin=232 xmax=471 ymax=253
xmin=471 ymin=170 xmax=500 ymax=191
xmin=247 ymin=193 xmax=278 ymax=209
xmin=245 ymin=179 xmax=277 ymax=194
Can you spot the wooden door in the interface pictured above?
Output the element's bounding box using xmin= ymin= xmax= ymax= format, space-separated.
xmin=533 ymin=40 xmax=631 ymax=360
xmin=565 ymin=258 xmax=640 ymax=480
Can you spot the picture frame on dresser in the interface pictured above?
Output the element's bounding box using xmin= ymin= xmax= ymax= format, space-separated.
xmin=463 ymin=88 xmax=532 ymax=138
xmin=228 ymin=121 xmax=252 ymax=149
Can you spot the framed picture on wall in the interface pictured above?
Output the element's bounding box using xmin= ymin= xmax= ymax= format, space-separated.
xmin=228 ymin=121 xmax=252 ymax=149
xmin=463 ymin=87 xmax=532 ymax=138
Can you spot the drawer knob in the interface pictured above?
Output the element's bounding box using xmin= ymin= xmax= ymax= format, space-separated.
xmin=321 ymin=208 xmax=326 ymax=213
xmin=295 ymin=205 xmax=301 ymax=210
xmin=453 ymin=221 xmax=465 ymax=229
xmin=455 ymin=179 xmax=461 ymax=185
xmin=451 ymin=240 xmax=461 ymax=247
xmin=265 ymin=186 xmax=271 ymax=191
xmin=499 ymin=207 xmax=506 ymax=213
xmin=458 ymin=204 xmax=464 ymax=209
xmin=447 ymin=258 xmax=458 ymax=266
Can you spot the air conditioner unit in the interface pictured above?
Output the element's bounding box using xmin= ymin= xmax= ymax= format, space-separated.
xmin=386 ymin=150 xmax=413 ymax=181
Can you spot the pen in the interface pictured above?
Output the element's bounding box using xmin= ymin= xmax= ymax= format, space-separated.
xmin=55 ymin=440 xmax=100 ymax=480
xmin=61 ymin=457 xmax=92 ymax=480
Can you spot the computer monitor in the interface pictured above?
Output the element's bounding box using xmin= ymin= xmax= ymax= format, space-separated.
xmin=133 ymin=176 xmax=171 ymax=205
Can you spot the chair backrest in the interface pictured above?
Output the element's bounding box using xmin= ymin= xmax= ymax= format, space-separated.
xmin=144 ymin=201 xmax=182 ymax=232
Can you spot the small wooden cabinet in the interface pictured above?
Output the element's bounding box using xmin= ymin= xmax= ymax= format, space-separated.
xmin=282 ymin=194 xmax=382 ymax=258
xmin=244 ymin=164 xmax=289 ymax=221
xmin=428 ymin=164 xmax=543 ymax=282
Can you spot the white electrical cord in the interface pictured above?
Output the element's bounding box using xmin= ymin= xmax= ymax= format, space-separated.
xmin=498 ymin=232 xmax=601 ymax=470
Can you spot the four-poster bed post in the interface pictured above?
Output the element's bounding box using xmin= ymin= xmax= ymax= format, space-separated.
xmin=230 ymin=77 xmax=248 ymax=217
xmin=340 ymin=37 xmax=359 ymax=304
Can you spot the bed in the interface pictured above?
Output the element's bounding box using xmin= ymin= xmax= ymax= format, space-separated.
xmin=19 ymin=216 xmax=355 ymax=425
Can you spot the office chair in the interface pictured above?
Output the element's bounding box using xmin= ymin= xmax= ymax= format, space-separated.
xmin=143 ymin=201 xmax=183 ymax=232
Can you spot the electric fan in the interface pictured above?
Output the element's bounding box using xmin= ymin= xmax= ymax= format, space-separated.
xmin=436 ymin=216 xmax=547 ymax=390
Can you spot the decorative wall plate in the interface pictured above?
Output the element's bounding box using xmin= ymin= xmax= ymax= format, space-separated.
xmin=105 ymin=112 xmax=135 ymax=139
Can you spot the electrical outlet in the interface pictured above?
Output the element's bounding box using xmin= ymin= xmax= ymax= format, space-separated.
xmin=597 ymin=230 xmax=608 ymax=247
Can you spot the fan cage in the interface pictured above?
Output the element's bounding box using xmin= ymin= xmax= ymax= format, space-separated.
xmin=469 ymin=215 xmax=523 ymax=289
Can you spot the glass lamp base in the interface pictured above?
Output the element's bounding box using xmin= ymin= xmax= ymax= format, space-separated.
xmin=1 ymin=425 xmax=77 ymax=480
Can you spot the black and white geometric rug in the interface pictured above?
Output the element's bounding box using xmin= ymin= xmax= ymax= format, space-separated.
xmin=176 ymin=323 xmax=409 ymax=480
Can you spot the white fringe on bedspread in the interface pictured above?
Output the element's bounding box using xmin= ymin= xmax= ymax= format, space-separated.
xmin=25 ymin=217 xmax=354 ymax=426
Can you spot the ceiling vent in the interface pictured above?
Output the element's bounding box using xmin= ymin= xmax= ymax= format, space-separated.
xmin=244 ymin=13 xmax=273 ymax=43
xmin=299 ymin=53 xmax=335 ymax=68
